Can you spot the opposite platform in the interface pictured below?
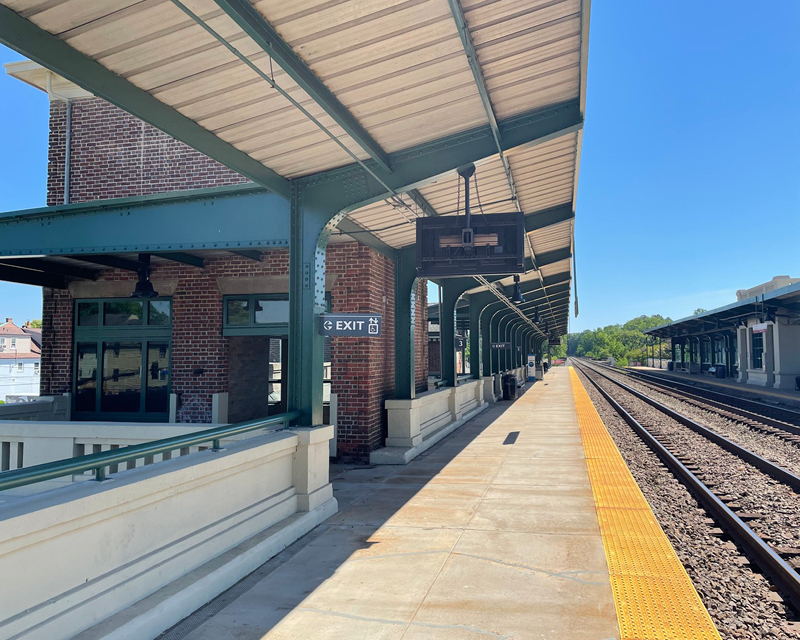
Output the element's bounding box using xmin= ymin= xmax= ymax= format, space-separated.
xmin=159 ymin=367 xmax=718 ymax=640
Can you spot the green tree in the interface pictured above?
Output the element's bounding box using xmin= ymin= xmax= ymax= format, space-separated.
xmin=27 ymin=319 xmax=42 ymax=328
xmin=562 ymin=314 xmax=673 ymax=365
xmin=692 ymin=308 xmax=707 ymax=315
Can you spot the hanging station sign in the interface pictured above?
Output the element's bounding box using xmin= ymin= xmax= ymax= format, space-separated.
xmin=455 ymin=336 xmax=466 ymax=350
xmin=491 ymin=342 xmax=511 ymax=350
xmin=752 ymin=323 xmax=768 ymax=335
xmin=319 ymin=314 xmax=382 ymax=337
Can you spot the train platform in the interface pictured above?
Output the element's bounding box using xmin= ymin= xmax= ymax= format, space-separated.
xmin=160 ymin=367 xmax=719 ymax=640
xmin=629 ymin=366 xmax=800 ymax=406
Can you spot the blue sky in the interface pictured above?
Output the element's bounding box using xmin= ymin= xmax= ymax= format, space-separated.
xmin=1 ymin=0 xmax=799 ymax=330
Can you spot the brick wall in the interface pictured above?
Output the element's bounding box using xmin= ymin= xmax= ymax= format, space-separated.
xmin=328 ymin=243 xmax=395 ymax=461
xmin=228 ymin=336 xmax=273 ymax=423
xmin=41 ymin=94 xmax=430 ymax=462
xmin=47 ymin=98 xmax=247 ymax=206
xmin=40 ymin=288 xmax=73 ymax=397
xmin=43 ymin=251 xmax=292 ymax=422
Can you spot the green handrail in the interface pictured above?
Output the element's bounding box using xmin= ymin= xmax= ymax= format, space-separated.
xmin=0 ymin=410 xmax=301 ymax=492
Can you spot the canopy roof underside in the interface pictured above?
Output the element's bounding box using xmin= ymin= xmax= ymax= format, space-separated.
xmin=0 ymin=0 xmax=590 ymax=336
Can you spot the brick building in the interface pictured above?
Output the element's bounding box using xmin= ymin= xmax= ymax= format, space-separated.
xmin=36 ymin=88 xmax=427 ymax=462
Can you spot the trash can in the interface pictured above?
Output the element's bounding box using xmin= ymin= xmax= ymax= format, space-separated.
xmin=667 ymin=361 xmax=674 ymax=371
xmin=502 ymin=374 xmax=518 ymax=401
xmin=716 ymin=365 xmax=727 ymax=379
xmin=795 ymin=376 xmax=800 ymax=391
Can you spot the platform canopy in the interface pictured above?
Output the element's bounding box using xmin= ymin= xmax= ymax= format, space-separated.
xmin=646 ymin=282 xmax=800 ymax=339
xmin=0 ymin=0 xmax=590 ymax=337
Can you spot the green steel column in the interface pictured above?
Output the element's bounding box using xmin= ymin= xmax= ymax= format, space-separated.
xmin=499 ymin=314 xmax=513 ymax=371
xmin=515 ymin=325 xmax=525 ymax=367
xmin=481 ymin=302 xmax=500 ymax=376
xmin=510 ymin=322 xmax=518 ymax=368
xmin=288 ymin=183 xmax=343 ymax=426
xmin=490 ymin=308 xmax=505 ymax=374
xmin=441 ymin=279 xmax=474 ymax=387
xmin=469 ymin=293 xmax=493 ymax=380
xmin=394 ymin=246 xmax=418 ymax=399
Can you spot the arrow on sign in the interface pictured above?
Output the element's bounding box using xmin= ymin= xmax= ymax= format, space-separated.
xmin=323 ymin=321 xmax=333 ymax=330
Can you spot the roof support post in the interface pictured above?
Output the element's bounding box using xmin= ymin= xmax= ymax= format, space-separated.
xmin=287 ymin=184 xmax=344 ymax=427
xmin=515 ymin=324 xmax=526 ymax=368
xmin=394 ymin=247 xmax=417 ymax=399
xmin=441 ymin=279 xmax=475 ymax=387
xmin=481 ymin=303 xmax=495 ymax=377
xmin=469 ymin=292 xmax=494 ymax=380
xmin=499 ymin=313 xmax=514 ymax=372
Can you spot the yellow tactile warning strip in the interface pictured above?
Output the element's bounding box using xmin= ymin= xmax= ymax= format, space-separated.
xmin=569 ymin=366 xmax=721 ymax=640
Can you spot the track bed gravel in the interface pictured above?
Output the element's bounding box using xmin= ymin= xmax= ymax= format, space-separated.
xmin=603 ymin=367 xmax=800 ymax=477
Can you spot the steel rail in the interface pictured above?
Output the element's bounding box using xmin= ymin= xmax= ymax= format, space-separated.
xmin=606 ymin=366 xmax=800 ymax=438
xmin=577 ymin=359 xmax=800 ymax=492
xmin=572 ymin=360 xmax=800 ymax=612
xmin=616 ymin=366 xmax=800 ymax=428
xmin=0 ymin=410 xmax=300 ymax=492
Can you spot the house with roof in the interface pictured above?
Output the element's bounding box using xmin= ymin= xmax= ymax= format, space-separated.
xmin=0 ymin=318 xmax=41 ymax=402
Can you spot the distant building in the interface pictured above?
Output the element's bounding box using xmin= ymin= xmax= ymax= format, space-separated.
xmin=736 ymin=276 xmax=800 ymax=301
xmin=646 ymin=278 xmax=800 ymax=390
xmin=0 ymin=318 xmax=41 ymax=402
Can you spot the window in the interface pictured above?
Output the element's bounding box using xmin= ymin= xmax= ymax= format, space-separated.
xmin=223 ymin=294 xmax=289 ymax=336
xmin=10 ymin=338 xmax=16 ymax=348
xmin=752 ymin=331 xmax=764 ymax=369
xmin=34 ymin=362 xmax=40 ymax=375
xmin=17 ymin=362 xmax=23 ymax=373
xmin=73 ymin=299 xmax=172 ymax=419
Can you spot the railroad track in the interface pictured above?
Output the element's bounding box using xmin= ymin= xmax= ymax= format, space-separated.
xmin=600 ymin=362 xmax=800 ymax=444
xmin=572 ymin=358 xmax=800 ymax=613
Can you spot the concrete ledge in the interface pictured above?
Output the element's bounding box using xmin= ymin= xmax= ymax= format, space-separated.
xmin=0 ymin=426 xmax=336 ymax=640
xmin=370 ymin=401 xmax=489 ymax=465
xmin=72 ymin=497 xmax=338 ymax=640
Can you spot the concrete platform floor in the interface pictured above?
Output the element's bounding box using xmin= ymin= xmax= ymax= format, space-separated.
xmin=166 ymin=367 xmax=620 ymax=640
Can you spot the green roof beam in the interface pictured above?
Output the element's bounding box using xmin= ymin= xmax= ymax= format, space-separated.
xmin=214 ymin=0 xmax=391 ymax=173
xmin=0 ymin=6 xmax=290 ymax=198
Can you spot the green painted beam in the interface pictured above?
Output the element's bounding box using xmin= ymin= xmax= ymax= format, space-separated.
xmin=524 ymin=204 xmax=575 ymax=232
xmin=231 ymin=250 xmax=263 ymax=261
xmin=153 ymin=253 xmax=205 ymax=268
xmin=0 ymin=258 xmax=97 ymax=281
xmin=532 ymin=247 xmax=572 ymax=269
xmin=336 ymin=218 xmax=398 ymax=260
xmin=214 ymin=0 xmax=391 ymax=173
xmin=406 ymin=189 xmax=439 ymax=217
xmin=0 ymin=186 xmax=290 ymax=257
xmin=0 ymin=264 xmax=68 ymax=289
xmin=0 ymin=6 xmax=290 ymax=198
xmin=298 ymin=100 xmax=583 ymax=216
xmin=395 ymin=247 xmax=418 ymax=399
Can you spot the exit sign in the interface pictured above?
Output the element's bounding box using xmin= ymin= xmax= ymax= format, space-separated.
xmin=319 ymin=313 xmax=382 ymax=337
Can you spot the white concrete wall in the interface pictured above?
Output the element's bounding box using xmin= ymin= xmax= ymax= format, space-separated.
xmin=0 ymin=394 xmax=69 ymax=423
xmin=375 ymin=379 xmax=487 ymax=464
xmin=773 ymin=319 xmax=800 ymax=390
xmin=0 ymin=426 xmax=335 ymax=640
xmin=0 ymin=416 xmax=284 ymax=495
